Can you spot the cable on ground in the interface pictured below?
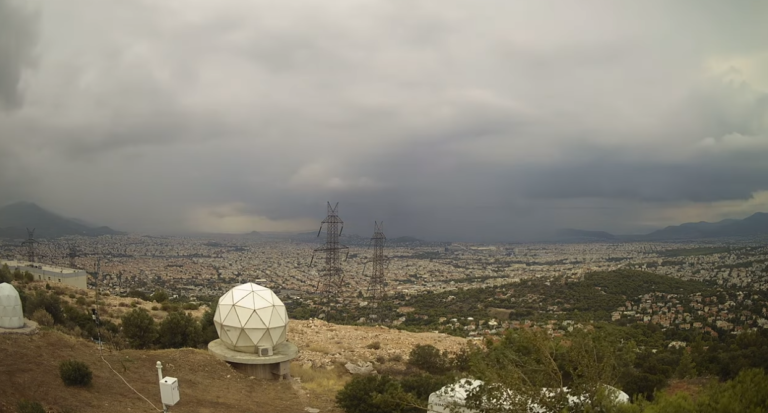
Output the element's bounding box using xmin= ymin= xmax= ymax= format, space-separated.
xmin=100 ymin=353 xmax=163 ymax=412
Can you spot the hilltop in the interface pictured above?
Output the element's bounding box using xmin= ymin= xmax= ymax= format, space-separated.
xmin=642 ymin=212 xmax=768 ymax=240
xmin=0 ymin=281 xmax=468 ymax=413
xmin=0 ymin=202 xmax=124 ymax=239
xmin=560 ymin=212 xmax=768 ymax=241
xmin=0 ymin=330 xmax=334 ymax=413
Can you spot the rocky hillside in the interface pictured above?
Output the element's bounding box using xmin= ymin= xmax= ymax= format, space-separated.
xmin=1 ymin=282 xmax=472 ymax=413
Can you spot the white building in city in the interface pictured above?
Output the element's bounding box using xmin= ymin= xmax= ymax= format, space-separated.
xmin=1 ymin=260 xmax=88 ymax=290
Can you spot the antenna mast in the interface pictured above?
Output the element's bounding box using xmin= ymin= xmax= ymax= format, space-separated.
xmin=309 ymin=202 xmax=349 ymax=296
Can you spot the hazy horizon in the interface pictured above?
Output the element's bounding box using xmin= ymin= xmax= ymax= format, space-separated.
xmin=2 ymin=0 xmax=767 ymax=242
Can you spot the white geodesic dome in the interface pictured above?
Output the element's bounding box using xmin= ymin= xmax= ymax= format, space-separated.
xmin=0 ymin=283 xmax=24 ymax=329
xmin=213 ymin=283 xmax=288 ymax=353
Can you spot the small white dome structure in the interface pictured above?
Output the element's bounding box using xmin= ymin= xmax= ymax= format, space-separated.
xmin=0 ymin=283 xmax=24 ymax=329
xmin=213 ymin=283 xmax=288 ymax=353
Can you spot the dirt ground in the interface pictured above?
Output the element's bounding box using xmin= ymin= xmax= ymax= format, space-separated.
xmin=0 ymin=330 xmax=341 ymax=413
xmin=289 ymin=319 xmax=470 ymax=368
xmin=1 ymin=282 xmax=474 ymax=412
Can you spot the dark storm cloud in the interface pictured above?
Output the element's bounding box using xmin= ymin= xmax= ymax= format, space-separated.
xmin=1 ymin=0 xmax=768 ymax=240
xmin=522 ymin=161 xmax=768 ymax=203
xmin=0 ymin=0 xmax=38 ymax=110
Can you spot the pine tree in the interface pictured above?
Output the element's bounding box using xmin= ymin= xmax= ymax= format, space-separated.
xmin=675 ymin=350 xmax=697 ymax=379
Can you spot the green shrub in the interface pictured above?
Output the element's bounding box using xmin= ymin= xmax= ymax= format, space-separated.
xmin=182 ymin=302 xmax=199 ymax=311
xmin=151 ymin=289 xmax=169 ymax=303
xmin=25 ymin=290 xmax=64 ymax=324
xmin=366 ymin=341 xmax=382 ymax=350
xmin=157 ymin=311 xmax=201 ymax=348
xmin=121 ymin=308 xmax=157 ymax=349
xmin=407 ymin=344 xmax=450 ymax=374
xmin=336 ymin=375 xmax=418 ymax=413
xmin=16 ymin=400 xmax=45 ymax=413
xmin=0 ymin=263 xmax=12 ymax=283
xmin=126 ymin=289 xmax=150 ymax=301
xmin=75 ymin=296 xmax=87 ymax=306
xmin=31 ymin=309 xmax=54 ymax=327
xmin=161 ymin=302 xmax=181 ymax=313
xmin=151 ymin=305 xmax=159 ymax=311
xmin=200 ymin=306 xmax=218 ymax=344
xmin=59 ymin=360 xmax=93 ymax=387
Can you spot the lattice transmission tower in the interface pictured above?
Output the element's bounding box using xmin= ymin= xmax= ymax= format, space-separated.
xmin=362 ymin=221 xmax=387 ymax=301
xmin=67 ymin=243 xmax=82 ymax=269
xmin=21 ymin=228 xmax=39 ymax=263
xmin=310 ymin=202 xmax=349 ymax=296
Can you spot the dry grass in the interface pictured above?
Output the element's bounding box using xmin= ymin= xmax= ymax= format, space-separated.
xmin=306 ymin=343 xmax=332 ymax=354
xmin=0 ymin=330 xmax=342 ymax=413
xmin=488 ymin=307 xmax=513 ymax=320
xmin=290 ymin=363 xmax=349 ymax=399
xmin=16 ymin=281 xmax=208 ymax=328
xmin=664 ymin=377 xmax=712 ymax=399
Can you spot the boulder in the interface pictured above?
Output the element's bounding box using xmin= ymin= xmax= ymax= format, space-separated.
xmin=344 ymin=361 xmax=377 ymax=375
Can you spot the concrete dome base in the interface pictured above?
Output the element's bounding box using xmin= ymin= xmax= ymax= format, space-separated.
xmin=208 ymin=339 xmax=298 ymax=380
xmin=0 ymin=318 xmax=38 ymax=335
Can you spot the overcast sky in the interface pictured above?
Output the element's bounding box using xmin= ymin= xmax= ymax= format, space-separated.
xmin=1 ymin=0 xmax=767 ymax=241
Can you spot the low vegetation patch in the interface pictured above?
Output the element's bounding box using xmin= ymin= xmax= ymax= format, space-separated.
xmin=307 ymin=343 xmax=332 ymax=354
xmin=16 ymin=400 xmax=46 ymax=413
xmin=59 ymin=360 xmax=93 ymax=387
xmin=290 ymin=363 xmax=348 ymax=397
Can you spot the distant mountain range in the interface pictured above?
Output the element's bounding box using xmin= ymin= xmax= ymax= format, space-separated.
xmin=560 ymin=212 xmax=768 ymax=242
xmin=0 ymin=202 xmax=124 ymax=239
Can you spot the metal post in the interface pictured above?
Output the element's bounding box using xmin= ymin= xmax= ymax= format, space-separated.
xmin=157 ymin=361 xmax=169 ymax=413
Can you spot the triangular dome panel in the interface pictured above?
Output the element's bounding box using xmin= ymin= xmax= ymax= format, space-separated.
xmin=244 ymin=312 xmax=266 ymax=329
xmin=236 ymin=330 xmax=255 ymax=347
xmin=259 ymin=291 xmax=274 ymax=304
xmin=252 ymin=293 xmax=271 ymax=310
xmin=257 ymin=330 xmax=275 ymax=347
xmin=217 ymin=304 xmax=233 ymax=323
xmin=234 ymin=305 xmax=254 ymax=327
xmin=219 ymin=291 xmax=234 ymax=305
xmin=244 ymin=328 xmax=266 ymax=345
xmin=232 ymin=288 xmax=251 ymax=304
xmin=275 ymin=305 xmax=288 ymax=323
xmin=269 ymin=307 xmax=284 ymax=327
xmin=256 ymin=306 xmax=273 ymax=327
xmin=224 ymin=327 xmax=241 ymax=345
xmin=223 ymin=307 xmax=241 ymax=326
xmin=268 ymin=326 xmax=285 ymax=346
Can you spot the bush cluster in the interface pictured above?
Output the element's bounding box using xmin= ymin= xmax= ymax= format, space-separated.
xmin=59 ymin=360 xmax=93 ymax=387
